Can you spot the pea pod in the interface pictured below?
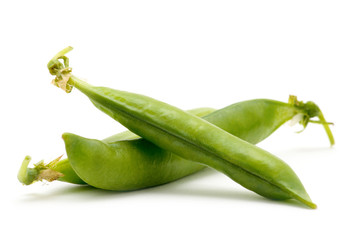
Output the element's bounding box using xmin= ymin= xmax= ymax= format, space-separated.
xmin=18 ymin=97 xmax=332 ymax=188
xmin=46 ymin=47 xmax=332 ymax=208
xmin=18 ymin=108 xmax=214 ymax=186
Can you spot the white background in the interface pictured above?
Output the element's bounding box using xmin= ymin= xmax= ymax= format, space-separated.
xmin=1 ymin=0 xmax=353 ymax=239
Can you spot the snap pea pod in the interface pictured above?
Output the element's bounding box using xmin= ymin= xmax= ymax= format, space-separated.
xmin=18 ymin=97 xmax=332 ymax=188
xmin=18 ymin=108 xmax=214 ymax=185
xmin=47 ymin=47 xmax=330 ymax=208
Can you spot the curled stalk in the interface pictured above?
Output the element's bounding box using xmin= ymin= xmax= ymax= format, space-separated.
xmin=289 ymin=95 xmax=335 ymax=146
xmin=48 ymin=46 xmax=74 ymax=93
xmin=17 ymin=155 xmax=64 ymax=185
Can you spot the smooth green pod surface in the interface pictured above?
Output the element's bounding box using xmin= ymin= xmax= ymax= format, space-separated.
xmin=19 ymin=97 xmax=328 ymax=187
xmin=64 ymin=107 xmax=215 ymax=187
xmin=63 ymin=98 xmax=327 ymax=191
xmin=48 ymin=47 xmax=322 ymax=208
xmin=18 ymin=108 xmax=212 ymax=185
xmin=72 ymin=79 xmax=315 ymax=207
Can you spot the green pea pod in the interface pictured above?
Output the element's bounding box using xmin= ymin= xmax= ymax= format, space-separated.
xmin=45 ymin=47 xmax=333 ymax=208
xmin=18 ymin=97 xmax=333 ymax=188
xmin=65 ymin=93 xmax=333 ymax=190
xmin=18 ymin=108 xmax=214 ymax=186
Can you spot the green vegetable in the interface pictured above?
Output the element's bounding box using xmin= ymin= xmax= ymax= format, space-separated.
xmin=18 ymin=96 xmax=333 ymax=189
xmin=65 ymin=96 xmax=334 ymax=192
xmin=18 ymin=108 xmax=214 ymax=186
xmin=45 ymin=47 xmax=332 ymax=208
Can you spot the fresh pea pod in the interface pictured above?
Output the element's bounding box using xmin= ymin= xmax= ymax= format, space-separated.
xmin=18 ymin=108 xmax=214 ymax=185
xmin=46 ymin=47 xmax=333 ymax=208
xmin=63 ymin=97 xmax=333 ymax=192
xmin=18 ymin=97 xmax=332 ymax=188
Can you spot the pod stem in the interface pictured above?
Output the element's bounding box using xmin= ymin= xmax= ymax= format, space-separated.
xmin=289 ymin=95 xmax=335 ymax=146
xmin=17 ymin=156 xmax=64 ymax=185
xmin=18 ymin=156 xmax=35 ymax=185
xmin=48 ymin=46 xmax=74 ymax=93
xmin=316 ymin=110 xmax=335 ymax=146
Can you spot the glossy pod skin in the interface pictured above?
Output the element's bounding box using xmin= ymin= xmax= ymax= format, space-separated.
xmin=66 ymin=78 xmax=315 ymax=207
xmin=18 ymin=108 xmax=214 ymax=186
xmin=46 ymin=47 xmax=333 ymax=208
xmin=63 ymin=98 xmax=325 ymax=191
xmin=65 ymin=107 xmax=214 ymax=185
xmin=18 ymin=97 xmax=331 ymax=187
